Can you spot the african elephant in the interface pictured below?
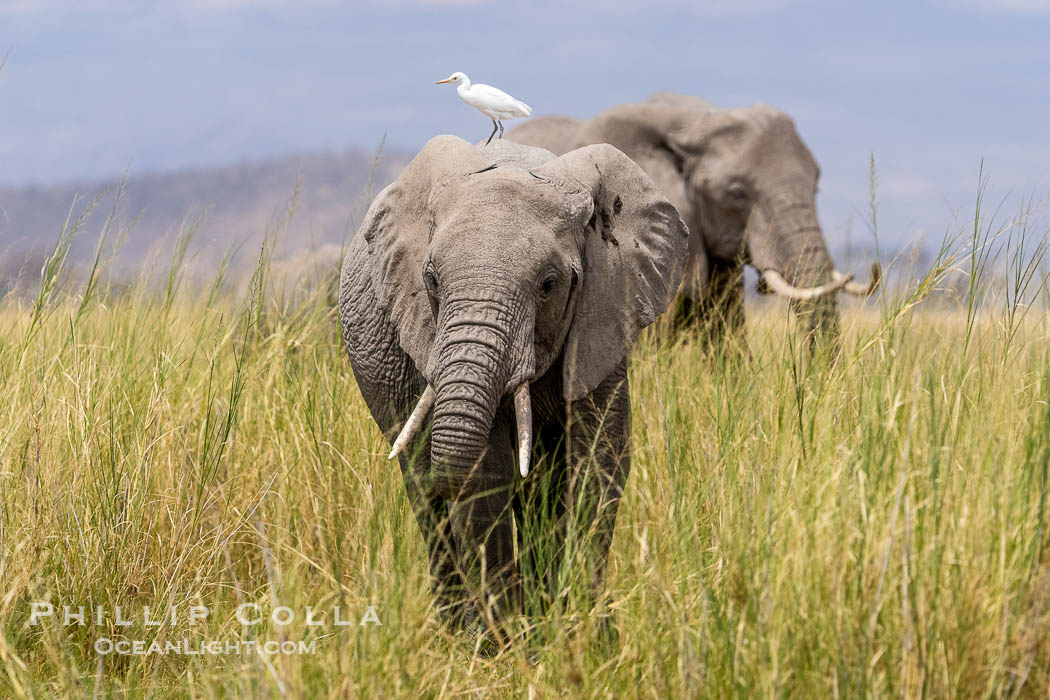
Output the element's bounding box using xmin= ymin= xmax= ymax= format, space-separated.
xmin=508 ymin=92 xmax=879 ymax=348
xmin=338 ymin=135 xmax=688 ymax=639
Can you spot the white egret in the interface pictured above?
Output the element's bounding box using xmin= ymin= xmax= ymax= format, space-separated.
xmin=436 ymin=72 xmax=532 ymax=145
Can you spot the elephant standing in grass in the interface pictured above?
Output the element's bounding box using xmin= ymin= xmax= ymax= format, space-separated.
xmin=509 ymin=92 xmax=879 ymax=349
xmin=339 ymin=135 xmax=688 ymax=640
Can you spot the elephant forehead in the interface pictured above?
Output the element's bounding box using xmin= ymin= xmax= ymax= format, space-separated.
xmin=432 ymin=171 xmax=574 ymax=231
xmin=704 ymin=110 xmax=818 ymax=175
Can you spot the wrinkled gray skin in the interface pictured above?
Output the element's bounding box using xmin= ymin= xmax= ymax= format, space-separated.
xmin=339 ymin=135 xmax=688 ymax=638
xmin=509 ymin=92 xmax=870 ymax=346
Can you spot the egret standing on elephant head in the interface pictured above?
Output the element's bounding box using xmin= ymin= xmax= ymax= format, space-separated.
xmin=437 ymin=72 xmax=532 ymax=145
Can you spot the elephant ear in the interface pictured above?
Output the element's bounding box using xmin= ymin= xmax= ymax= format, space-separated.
xmin=580 ymin=98 xmax=722 ymax=302
xmin=534 ymin=144 xmax=690 ymax=401
xmin=360 ymin=135 xmax=492 ymax=374
xmin=578 ymin=101 xmax=692 ymax=206
xmin=578 ymin=100 xmax=699 ymax=250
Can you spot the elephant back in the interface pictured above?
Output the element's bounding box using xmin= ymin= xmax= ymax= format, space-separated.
xmin=643 ymin=92 xmax=717 ymax=113
xmin=505 ymin=115 xmax=584 ymax=156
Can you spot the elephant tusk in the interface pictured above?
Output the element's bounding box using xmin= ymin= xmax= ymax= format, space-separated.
xmin=761 ymin=269 xmax=852 ymax=301
xmin=833 ymin=263 xmax=882 ymax=297
xmin=513 ymin=383 xmax=532 ymax=478
xmin=387 ymin=386 xmax=436 ymax=460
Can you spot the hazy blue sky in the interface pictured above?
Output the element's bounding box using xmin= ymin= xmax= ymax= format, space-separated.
xmin=1 ymin=0 xmax=1048 ymax=249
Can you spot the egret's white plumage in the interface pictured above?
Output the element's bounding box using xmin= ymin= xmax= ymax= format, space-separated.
xmin=436 ymin=71 xmax=532 ymax=144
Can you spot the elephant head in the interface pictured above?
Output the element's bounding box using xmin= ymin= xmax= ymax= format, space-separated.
xmin=540 ymin=93 xmax=879 ymax=341
xmin=359 ymin=136 xmax=688 ymax=496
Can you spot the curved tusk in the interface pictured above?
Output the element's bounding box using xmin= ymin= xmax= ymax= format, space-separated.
xmin=761 ymin=269 xmax=852 ymax=301
xmin=833 ymin=262 xmax=882 ymax=297
xmin=387 ymin=386 xmax=436 ymax=460
xmin=513 ymin=383 xmax=532 ymax=478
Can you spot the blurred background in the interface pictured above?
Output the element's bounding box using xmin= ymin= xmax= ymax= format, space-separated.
xmin=1 ymin=0 xmax=1048 ymax=278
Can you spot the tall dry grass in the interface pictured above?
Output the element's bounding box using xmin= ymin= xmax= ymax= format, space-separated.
xmin=1 ymin=174 xmax=1049 ymax=697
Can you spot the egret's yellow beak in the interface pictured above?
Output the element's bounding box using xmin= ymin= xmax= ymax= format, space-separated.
xmin=436 ymin=78 xmax=453 ymax=84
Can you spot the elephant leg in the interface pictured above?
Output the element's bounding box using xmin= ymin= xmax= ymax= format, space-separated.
xmin=672 ymin=294 xmax=701 ymax=328
xmin=368 ymin=385 xmax=473 ymax=629
xmin=449 ymin=488 xmax=518 ymax=645
xmin=514 ymin=423 xmax=567 ymax=617
xmin=399 ymin=465 xmax=471 ymax=628
xmin=696 ymin=259 xmax=746 ymax=354
xmin=446 ymin=416 xmax=520 ymax=641
xmin=562 ymin=360 xmax=630 ymax=615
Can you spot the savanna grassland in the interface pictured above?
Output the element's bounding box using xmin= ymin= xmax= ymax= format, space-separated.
xmin=1 ymin=195 xmax=1050 ymax=698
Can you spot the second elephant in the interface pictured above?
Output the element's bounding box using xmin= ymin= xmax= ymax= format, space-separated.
xmin=508 ymin=92 xmax=879 ymax=347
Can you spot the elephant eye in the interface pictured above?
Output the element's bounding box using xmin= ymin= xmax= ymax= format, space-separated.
xmin=539 ymin=271 xmax=559 ymax=298
xmin=727 ymin=184 xmax=749 ymax=201
xmin=423 ymin=265 xmax=439 ymax=293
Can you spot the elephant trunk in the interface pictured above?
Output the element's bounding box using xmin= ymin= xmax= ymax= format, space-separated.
xmin=749 ymin=188 xmax=840 ymax=342
xmin=785 ymin=233 xmax=840 ymax=341
xmin=426 ymin=291 xmax=533 ymax=499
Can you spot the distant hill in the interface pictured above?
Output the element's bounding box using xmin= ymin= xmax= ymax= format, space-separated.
xmin=0 ymin=142 xmax=921 ymax=302
xmin=0 ymin=145 xmax=412 ymax=283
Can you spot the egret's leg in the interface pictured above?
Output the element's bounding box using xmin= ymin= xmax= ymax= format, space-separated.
xmin=498 ymin=121 xmax=504 ymax=139
xmin=485 ymin=120 xmax=498 ymax=146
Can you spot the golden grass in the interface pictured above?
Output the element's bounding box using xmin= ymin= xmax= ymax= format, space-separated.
xmin=1 ymin=251 xmax=1049 ymax=698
